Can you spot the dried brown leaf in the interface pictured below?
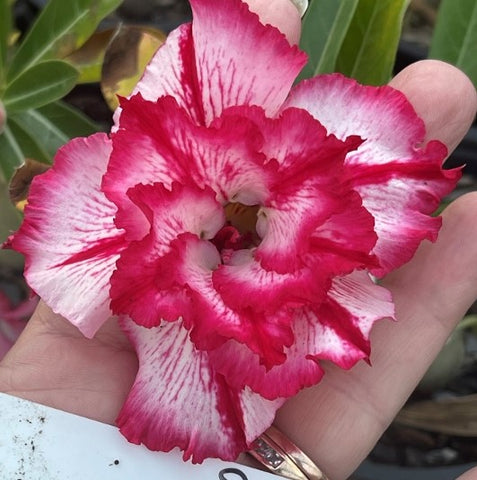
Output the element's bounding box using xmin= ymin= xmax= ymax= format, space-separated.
xmin=101 ymin=26 xmax=166 ymax=110
xmin=9 ymin=158 xmax=50 ymax=211
xmin=396 ymin=394 xmax=477 ymax=437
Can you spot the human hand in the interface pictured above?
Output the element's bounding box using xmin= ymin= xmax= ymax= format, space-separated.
xmin=1 ymin=0 xmax=477 ymax=478
xmin=273 ymin=59 xmax=477 ymax=479
xmin=1 ymin=58 xmax=476 ymax=480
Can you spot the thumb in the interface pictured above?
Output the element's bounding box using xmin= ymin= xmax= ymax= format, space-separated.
xmin=457 ymin=467 xmax=477 ymax=480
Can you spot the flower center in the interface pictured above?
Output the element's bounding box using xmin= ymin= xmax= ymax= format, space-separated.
xmin=211 ymin=203 xmax=261 ymax=260
xmin=225 ymin=203 xmax=261 ymax=238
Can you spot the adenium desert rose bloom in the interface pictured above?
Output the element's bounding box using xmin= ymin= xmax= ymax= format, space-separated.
xmin=6 ymin=0 xmax=460 ymax=462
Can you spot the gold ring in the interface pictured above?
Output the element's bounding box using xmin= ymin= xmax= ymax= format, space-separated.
xmin=248 ymin=425 xmax=329 ymax=480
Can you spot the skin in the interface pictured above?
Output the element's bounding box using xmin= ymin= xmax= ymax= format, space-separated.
xmin=1 ymin=1 xmax=477 ymax=479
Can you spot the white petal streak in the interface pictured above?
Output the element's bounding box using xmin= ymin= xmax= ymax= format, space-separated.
xmin=12 ymin=134 xmax=125 ymax=337
xmin=308 ymin=271 xmax=394 ymax=368
xmin=118 ymin=319 xmax=280 ymax=461
xmin=239 ymin=388 xmax=284 ymax=444
xmin=131 ymin=23 xmax=203 ymax=123
xmin=328 ymin=271 xmax=395 ymax=338
xmin=285 ymin=74 xmax=424 ymax=164
xmin=191 ymin=0 xmax=306 ymax=123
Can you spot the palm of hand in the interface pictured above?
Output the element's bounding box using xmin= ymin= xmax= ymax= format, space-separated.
xmin=0 ymin=302 xmax=138 ymax=425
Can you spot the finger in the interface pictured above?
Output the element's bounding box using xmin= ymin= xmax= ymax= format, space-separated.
xmin=275 ymin=61 xmax=477 ymax=480
xmin=389 ymin=59 xmax=477 ymax=151
xmin=275 ymin=193 xmax=477 ymax=480
xmin=457 ymin=467 xmax=477 ymax=480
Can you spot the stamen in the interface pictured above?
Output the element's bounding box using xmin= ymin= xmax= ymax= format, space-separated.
xmin=224 ymin=203 xmax=260 ymax=238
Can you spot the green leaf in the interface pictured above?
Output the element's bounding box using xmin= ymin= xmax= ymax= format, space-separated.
xmin=8 ymin=116 xmax=51 ymax=164
xmin=10 ymin=102 xmax=98 ymax=158
xmin=429 ymin=0 xmax=477 ymax=88
xmin=0 ymin=176 xmax=22 ymax=261
xmin=298 ymin=0 xmax=359 ymax=81
xmin=7 ymin=0 xmax=123 ymax=82
xmin=9 ymin=111 xmax=66 ymax=160
xmin=0 ymin=125 xmax=24 ymax=181
xmin=0 ymin=0 xmax=12 ymax=79
xmin=3 ymin=60 xmax=79 ymax=112
xmin=37 ymin=101 xmax=99 ymax=137
xmin=335 ymin=0 xmax=410 ymax=85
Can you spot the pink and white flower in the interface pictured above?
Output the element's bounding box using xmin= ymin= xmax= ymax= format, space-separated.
xmin=6 ymin=0 xmax=459 ymax=462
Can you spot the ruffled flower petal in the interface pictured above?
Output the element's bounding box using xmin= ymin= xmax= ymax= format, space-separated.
xmin=190 ymin=0 xmax=306 ymax=124
xmin=285 ymin=74 xmax=460 ymax=276
xmin=106 ymin=96 xmax=194 ymax=240
xmin=117 ymin=318 xmax=283 ymax=462
xmin=132 ymin=0 xmax=306 ymax=126
xmin=209 ymin=328 xmax=325 ymax=400
xmin=105 ymin=96 xmax=270 ymax=240
xmin=110 ymin=182 xmax=224 ymax=329
xmin=210 ymin=271 xmax=394 ymax=399
xmin=352 ymin=144 xmax=459 ymax=275
xmin=308 ymin=190 xmax=380 ymax=274
xmin=130 ymin=23 xmax=203 ymax=124
xmin=256 ymin=187 xmax=372 ymax=275
xmin=217 ymin=106 xmax=376 ymax=275
xmin=309 ymin=271 xmax=395 ymax=366
xmin=7 ymin=134 xmax=126 ymax=337
xmin=127 ymin=182 xmax=225 ymax=254
xmin=213 ymin=249 xmax=327 ymax=314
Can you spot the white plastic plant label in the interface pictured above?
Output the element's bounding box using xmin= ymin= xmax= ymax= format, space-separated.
xmin=0 ymin=393 xmax=277 ymax=480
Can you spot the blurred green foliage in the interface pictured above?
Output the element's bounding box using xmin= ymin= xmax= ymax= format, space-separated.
xmin=429 ymin=0 xmax=477 ymax=88
xmin=300 ymin=0 xmax=477 ymax=89
xmin=0 ymin=0 xmax=122 ymax=183
xmin=0 ymin=0 xmax=122 ymax=258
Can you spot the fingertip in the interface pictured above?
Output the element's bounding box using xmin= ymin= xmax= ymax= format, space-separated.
xmin=390 ymin=60 xmax=477 ymax=152
xmin=456 ymin=466 xmax=477 ymax=480
xmin=244 ymin=0 xmax=302 ymax=45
